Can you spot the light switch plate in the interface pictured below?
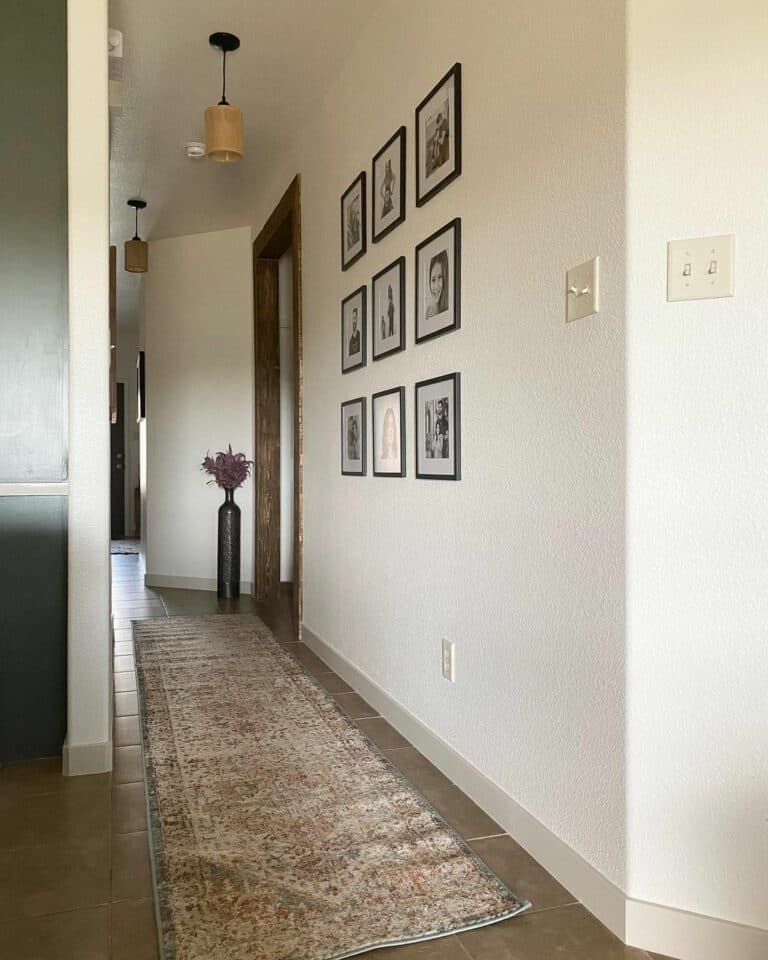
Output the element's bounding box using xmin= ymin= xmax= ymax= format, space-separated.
xmin=667 ymin=234 xmax=735 ymax=301
xmin=566 ymin=257 xmax=600 ymax=323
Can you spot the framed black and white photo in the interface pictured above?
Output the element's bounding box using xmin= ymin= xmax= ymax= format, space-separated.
xmin=372 ymin=256 xmax=405 ymax=361
xmin=341 ymin=286 xmax=367 ymax=373
xmin=341 ymin=397 xmax=366 ymax=476
xmin=372 ymin=126 xmax=406 ymax=242
xmin=372 ymin=386 xmax=405 ymax=477
xmin=415 ymin=63 xmax=462 ymax=206
xmin=415 ymin=373 xmax=460 ymax=480
xmin=341 ymin=173 xmax=367 ymax=270
xmin=415 ymin=218 xmax=461 ymax=343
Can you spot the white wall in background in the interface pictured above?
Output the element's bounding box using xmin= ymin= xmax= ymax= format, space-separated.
xmin=626 ymin=0 xmax=768 ymax=931
xmin=143 ymin=227 xmax=254 ymax=591
xmin=249 ymin=0 xmax=628 ymax=890
xmin=279 ymin=251 xmax=295 ymax=583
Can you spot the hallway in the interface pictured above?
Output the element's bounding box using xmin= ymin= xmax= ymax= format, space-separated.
xmin=0 ymin=554 xmax=669 ymax=959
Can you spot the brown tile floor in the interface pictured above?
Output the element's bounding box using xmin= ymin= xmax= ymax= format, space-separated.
xmin=0 ymin=552 xmax=674 ymax=960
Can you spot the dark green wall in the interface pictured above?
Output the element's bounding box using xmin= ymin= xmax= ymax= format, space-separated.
xmin=0 ymin=1 xmax=68 ymax=762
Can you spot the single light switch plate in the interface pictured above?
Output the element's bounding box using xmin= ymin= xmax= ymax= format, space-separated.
xmin=667 ymin=235 xmax=735 ymax=301
xmin=566 ymin=257 xmax=600 ymax=323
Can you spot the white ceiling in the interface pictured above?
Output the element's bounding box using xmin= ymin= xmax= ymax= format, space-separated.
xmin=109 ymin=0 xmax=374 ymax=328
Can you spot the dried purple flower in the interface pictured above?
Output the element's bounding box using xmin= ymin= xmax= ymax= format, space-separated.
xmin=201 ymin=445 xmax=253 ymax=490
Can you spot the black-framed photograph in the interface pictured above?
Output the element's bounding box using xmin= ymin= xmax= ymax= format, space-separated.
xmin=372 ymin=126 xmax=406 ymax=243
xmin=341 ymin=397 xmax=366 ymax=476
xmin=415 ymin=373 xmax=460 ymax=480
xmin=372 ymin=386 xmax=405 ymax=477
xmin=341 ymin=286 xmax=367 ymax=373
xmin=341 ymin=173 xmax=367 ymax=270
xmin=136 ymin=350 xmax=146 ymax=422
xmin=416 ymin=63 xmax=462 ymax=207
xmin=372 ymin=256 xmax=405 ymax=361
xmin=415 ymin=218 xmax=461 ymax=343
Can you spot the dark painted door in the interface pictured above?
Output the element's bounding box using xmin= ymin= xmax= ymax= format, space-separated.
xmin=111 ymin=382 xmax=125 ymax=538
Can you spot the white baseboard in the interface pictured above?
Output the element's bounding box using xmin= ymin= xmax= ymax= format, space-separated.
xmin=626 ymin=898 xmax=768 ymax=960
xmin=145 ymin=573 xmax=253 ymax=594
xmin=62 ymin=738 xmax=112 ymax=776
xmin=302 ymin=624 xmax=768 ymax=960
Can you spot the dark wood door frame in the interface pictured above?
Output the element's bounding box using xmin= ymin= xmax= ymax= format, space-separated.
xmin=253 ymin=176 xmax=303 ymax=635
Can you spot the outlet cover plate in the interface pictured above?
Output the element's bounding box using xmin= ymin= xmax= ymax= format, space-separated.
xmin=441 ymin=639 xmax=455 ymax=683
xmin=667 ymin=234 xmax=735 ymax=301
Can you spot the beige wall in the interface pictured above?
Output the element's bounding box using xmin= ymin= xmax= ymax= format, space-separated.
xmin=143 ymin=227 xmax=255 ymax=591
xmin=65 ymin=0 xmax=112 ymax=776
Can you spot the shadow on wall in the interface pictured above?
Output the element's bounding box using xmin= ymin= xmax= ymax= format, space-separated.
xmin=0 ymin=497 xmax=67 ymax=763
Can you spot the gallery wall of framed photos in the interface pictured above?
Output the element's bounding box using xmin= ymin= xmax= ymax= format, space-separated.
xmin=339 ymin=62 xmax=463 ymax=482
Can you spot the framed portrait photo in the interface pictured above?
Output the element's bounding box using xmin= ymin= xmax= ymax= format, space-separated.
xmin=372 ymin=256 xmax=405 ymax=361
xmin=415 ymin=218 xmax=461 ymax=343
xmin=341 ymin=173 xmax=367 ymax=271
xmin=341 ymin=286 xmax=367 ymax=374
xmin=372 ymin=386 xmax=405 ymax=478
xmin=415 ymin=62 xmax=462 ymax=206
xmin=415 ymin=373 xmax=461 ymax=481
xmin=372 ymin=126 xmax=406 ymax=243
xmin=341 ymin=397 xmax=366 ymax=476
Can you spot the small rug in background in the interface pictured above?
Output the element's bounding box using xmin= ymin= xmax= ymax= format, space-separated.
xmin=134 ymin=614 xmax=530 ymax=960
xmin=111 ymin=539 xmax=139 ymax=555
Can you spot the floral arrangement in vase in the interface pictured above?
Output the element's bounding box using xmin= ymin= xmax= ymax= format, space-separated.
xmin=201 ymin=446 xmax=253 ymax=599
xmin=200 ymin=445 xmax=253 ymax=489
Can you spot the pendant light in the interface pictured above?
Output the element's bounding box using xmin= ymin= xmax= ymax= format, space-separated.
xmin=205 ymin=32 xmax=244 ymax=162
xmin=124 ymin=199 xmax=148 ymax=273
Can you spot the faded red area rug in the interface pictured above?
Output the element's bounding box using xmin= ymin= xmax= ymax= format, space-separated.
xmin=134 ymin=614 xmax=528 ymax=960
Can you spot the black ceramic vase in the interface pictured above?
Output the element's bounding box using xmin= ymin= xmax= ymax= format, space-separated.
xmin=217 ymin=488 xmax=241 ymax=599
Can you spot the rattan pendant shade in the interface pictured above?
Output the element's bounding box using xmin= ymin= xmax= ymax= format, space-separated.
xmin=124 ymin=199 xmax=148 ymax=274
xmin=205 ymin=103 xmax=243 ymax=162
xmin=206 ymin=33 xmax=243 ymax=163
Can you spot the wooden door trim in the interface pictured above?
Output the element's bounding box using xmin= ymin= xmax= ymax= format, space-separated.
xmin=253 ymin=176 xmax=303 ymax=635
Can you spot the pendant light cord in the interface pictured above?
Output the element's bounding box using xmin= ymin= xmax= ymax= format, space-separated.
xmin=219 ymin=50 xmax=229 ymax=106
xmin=133 ymin=206 xmax=139 ymax=241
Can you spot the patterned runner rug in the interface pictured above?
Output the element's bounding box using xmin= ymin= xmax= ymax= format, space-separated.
xmin=134 ymin=615 xmax=529 ymax=960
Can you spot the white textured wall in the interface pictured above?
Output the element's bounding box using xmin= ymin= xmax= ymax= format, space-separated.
xmin=143 ymin=227 xmax=255 ymax=590
xmin=279 ymin=251 xmax=295 ymax=583
xmin=250 ymin=0 xmax=628 ymax=888
xmin=65 ymin=0 xmax=112 ymax=774
xmin=626 ymin=0 xmax=768 ymax=930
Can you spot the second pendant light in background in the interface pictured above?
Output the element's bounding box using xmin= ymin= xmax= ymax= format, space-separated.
xmin=124 ymin=198 xmax=148 ymax=273
xmin=205 ymin=32 xmax=244 ymax=163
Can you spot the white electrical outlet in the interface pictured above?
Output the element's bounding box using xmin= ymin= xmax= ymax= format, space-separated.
xmin=441 ymin=639 xmax=455 ymax=682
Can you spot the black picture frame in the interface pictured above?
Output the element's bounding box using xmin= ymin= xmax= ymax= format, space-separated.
xmin=415 ymin=63 xmax=462 ymax=207
xmin=341 ymin=397 xmax=367 ymax=476
xmin=372 ymin=126 xmax=406 ymax=243
xmin=340 ymin=172 xmax=367 ymax=271
xmin=371 ymin=256 xmax=406 ymax=361
xmin=372 ymin=386 xmax=406 ymax=478
xmin=415 ymin=218 xmax=461 ymax=344
xmin=415 ymin=372 xmax=461 ymax=481
xmin=341 ymin=286 xmax=367 ymax=374
xmin=136 ymin=351 xmax=146 ymax=422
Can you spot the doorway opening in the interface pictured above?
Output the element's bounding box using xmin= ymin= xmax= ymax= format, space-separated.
xmin=253 ymin=176 xmax=303 ymax=637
